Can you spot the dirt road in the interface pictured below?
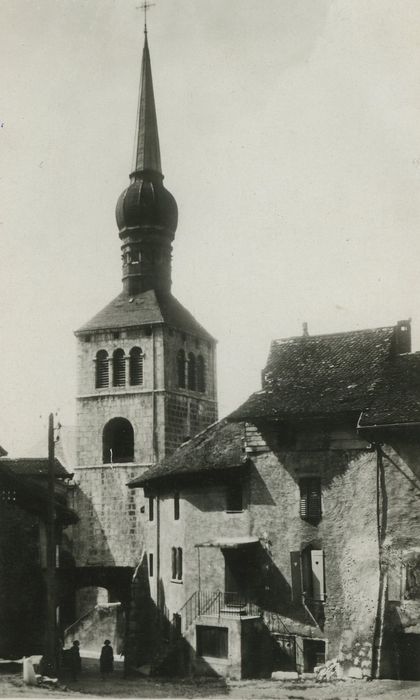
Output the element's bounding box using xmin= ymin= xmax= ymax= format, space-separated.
xmin=0 ymin=660 xmax=419 ymax=699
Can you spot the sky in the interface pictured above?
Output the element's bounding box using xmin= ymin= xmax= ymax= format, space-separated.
xmin=1 ymin=0 xmax=420 ymax=456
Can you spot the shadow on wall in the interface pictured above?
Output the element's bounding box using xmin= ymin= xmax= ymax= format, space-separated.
xmin=383 ymin=440 xmax=420 ymax=496
xmin=0 ymin=502 xmax=47 ymax=657
xmin=67 ymin=484 xmax=117 ymax=568
xmin=126 ymin=558 xmax=230 ymax=686
xmin=253 ymin=421 xmax=359 ymax=488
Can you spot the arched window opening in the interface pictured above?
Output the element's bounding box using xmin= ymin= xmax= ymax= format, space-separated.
xmin=95 ymin=350 xmax=109 ymax=388
xmin=188 ymin=353 xmax=196 ymax=390
xmin=177 ymin=350 xmax=186 ymax=388
xmin=197 ymin=355 xmax=205 ymax=393
xmin=102 ymin=417 xmax=134 ymax=463
xmin=113 ymin=349 xmax=126 ymax=387
xmin=129 ymin=347 xmax=143 ymax=386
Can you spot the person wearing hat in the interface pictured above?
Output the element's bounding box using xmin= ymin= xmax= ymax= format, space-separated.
xmin=99 ymin=639 xmax=114 ymax=680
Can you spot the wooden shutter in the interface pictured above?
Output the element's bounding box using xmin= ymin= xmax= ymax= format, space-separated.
xmin=300 ymin=478 xmax=321 ymax=520
xmin=308 ymin=479 xmax=322 ymax=519
xmin=113 ymin=349 xmax=126 ymax=386
xmin=96 ymin=350 xmax=109 ymax=388
xmin=129 ymin=347 xmax=143 ymax=385
xmin=311 ymin=550 xmax=325 ymax=601
xmin=171 ymin=547 xmax=177 ymax=579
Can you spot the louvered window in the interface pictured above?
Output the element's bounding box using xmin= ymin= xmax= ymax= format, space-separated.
xmin=112 ymin=349 xmax=126 ymax=387
xmin=188 ymin=353 xmax=196 ymax=390
xmin=129 ymin=347 xmax=143 ymax=385
xmin=197 ymin=355 xmax=206 ymax=392
xmin=299 ymin=478 xmax=322 ymax=520
xmin=95 ymin=350 xmax=109 ymax=388
xmin=177 ymin=350 xmax=186 ymax=388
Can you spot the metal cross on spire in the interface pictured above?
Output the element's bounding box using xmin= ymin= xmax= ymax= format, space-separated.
xmin=137 ymin=1 xmax=155 ymax=34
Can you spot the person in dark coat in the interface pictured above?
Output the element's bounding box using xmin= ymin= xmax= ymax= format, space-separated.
xmin=100 ymin=639 xmax=114 ymax=679
xmin=69 ymin=640 xmax=82 ymax=681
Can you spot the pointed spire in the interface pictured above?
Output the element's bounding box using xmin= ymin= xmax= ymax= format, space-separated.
xmin=132 ymin=32 xmax=162 ymax=176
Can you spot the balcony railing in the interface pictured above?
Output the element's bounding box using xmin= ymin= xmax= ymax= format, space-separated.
xmin=180 ymin=590 xmax=261 ymax=630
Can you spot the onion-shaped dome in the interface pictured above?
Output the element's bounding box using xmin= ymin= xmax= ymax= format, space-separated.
xmin=116 ymin=176 xmax=178 ymax=237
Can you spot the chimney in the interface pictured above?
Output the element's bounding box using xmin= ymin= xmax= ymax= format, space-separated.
xmin=302 ymin=322 xmax=309 ymax=337
xmin=394 ymin=319 xmax=411 ymax=354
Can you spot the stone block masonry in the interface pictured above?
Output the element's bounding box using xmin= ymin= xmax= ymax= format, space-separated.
xmin=69 ymin=464 xmax=147 ymax=568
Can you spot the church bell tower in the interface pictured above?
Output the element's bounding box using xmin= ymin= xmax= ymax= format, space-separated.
xmin=71 ymin=25 xmax=218 ymax=572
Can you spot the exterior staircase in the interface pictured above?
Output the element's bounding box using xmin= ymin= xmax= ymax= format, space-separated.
xmin=64 ymin=602 xmax=125 ymax=656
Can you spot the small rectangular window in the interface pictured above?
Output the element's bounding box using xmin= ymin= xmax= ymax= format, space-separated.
xmin=149 ymin=497 xmax=154 ymax=522
xmin=174 ymin=492 xmax=180 ymax=521
xmin=226 ymin=484 xmax=243 ymax=512
xmin=196 ymin=626 xmax=228 ymax=659
xmin=149 ymin=553 xmax=154 ymax=577
xmin=171 ymin=546 xmax=183 ymax=581
xmin=299 ymin=478 xmax=322 ymax=520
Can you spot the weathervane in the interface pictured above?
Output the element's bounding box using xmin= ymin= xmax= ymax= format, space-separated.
xmin=137 ymin=1 xmax=155 ymax=34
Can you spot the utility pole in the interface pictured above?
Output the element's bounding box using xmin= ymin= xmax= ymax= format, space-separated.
xmin=44 ymin=412 xmax=57 ymax=675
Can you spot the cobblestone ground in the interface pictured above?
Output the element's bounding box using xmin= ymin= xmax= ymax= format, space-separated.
xmin=0 ymin=660 xmax=419 ymax=699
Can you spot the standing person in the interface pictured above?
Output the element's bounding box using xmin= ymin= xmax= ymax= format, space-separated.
xmin=69 ymin=640 xmax=82 ymax=681
xmin=99 ymin=639 xmax=114 ymax=680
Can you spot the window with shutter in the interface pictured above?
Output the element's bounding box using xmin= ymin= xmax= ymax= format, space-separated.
xmin=112 ymin=348 xmax=126 ymax=387
xmin=171 ymin=546 xmax=183 ymax=581
xmin=177 ymin=547 xmax=183 ymax=580
xmin=95 ymin=350 xmax=109 ymax=388
xmin=129 ymin=347 xmax=143 ymax=385
xmin=301 ymin=545 xmax=326 ymax=602
xmin=299 ymin=478 xmax=322 ymax=521
xmin=171 ymin=547 xmax=177 ymax=580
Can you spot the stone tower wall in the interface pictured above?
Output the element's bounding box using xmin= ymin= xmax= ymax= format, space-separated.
xmin=74 ymin=321 xmax=217 ymax=568
xmin=162 ymin=326 xmax=218 ymax=454
xmin=69 ymin=464 xmax=147 ymax=568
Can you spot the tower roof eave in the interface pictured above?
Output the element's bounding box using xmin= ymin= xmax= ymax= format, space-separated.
xmin=75 ymin=289 xmax=216 ymax=342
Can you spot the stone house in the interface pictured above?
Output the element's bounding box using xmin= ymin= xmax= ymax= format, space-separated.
xmin=0 ymin=453 xmax=77 ymax=656
xmin=130 ymin=320 xmax=420 ymax=680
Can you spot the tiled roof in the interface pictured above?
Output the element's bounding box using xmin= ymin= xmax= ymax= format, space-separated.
xmin=76 ymin=289 xmax=214 ymax=341
xmin=0 ymin=445 xmax=7 ymax=457
xmin=229 ymin=325 xmax=417 ymax=425
xmin=129 ymin=419 xmax=246 ymax=487
xmin=359 ymin=352 xmax=420 ymax=427
xmin=0 ymin=463 xmax=78 ymax=525
xmin=0 ymin=457 xmax=71 ymax=479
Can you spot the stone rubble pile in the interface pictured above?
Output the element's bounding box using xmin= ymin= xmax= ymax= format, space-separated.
xmin=314 ymin=658 xmax=342 ymax=681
